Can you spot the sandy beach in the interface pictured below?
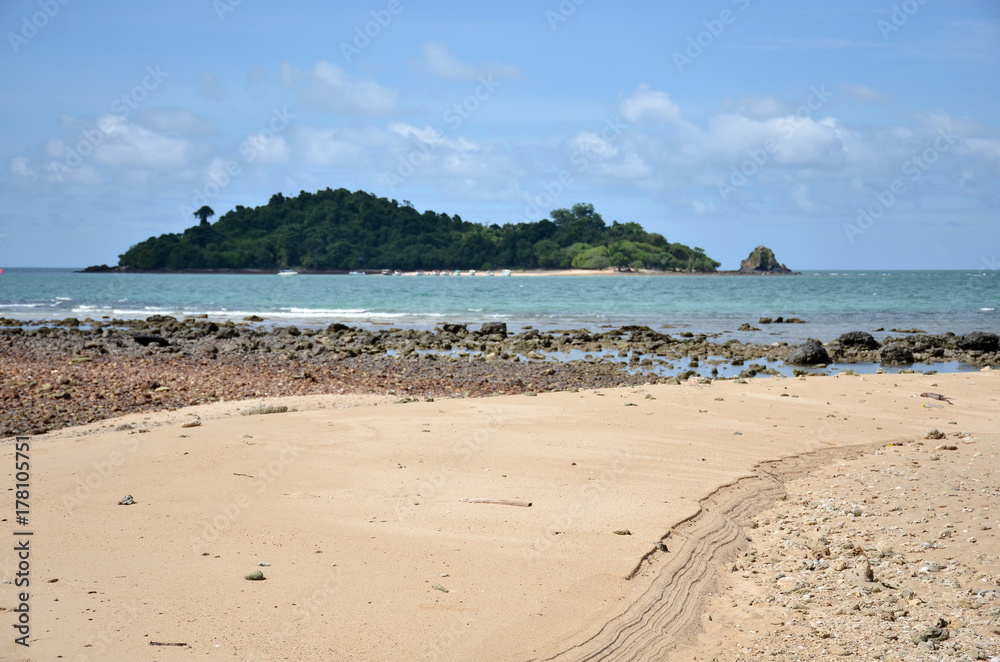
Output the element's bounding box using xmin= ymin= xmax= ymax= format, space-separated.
xmin=3 ymin=370 xmax=997 ymax=660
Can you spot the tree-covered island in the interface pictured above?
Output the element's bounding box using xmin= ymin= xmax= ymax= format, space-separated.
xmin=115 ymin=188 xmax=721 ymax=272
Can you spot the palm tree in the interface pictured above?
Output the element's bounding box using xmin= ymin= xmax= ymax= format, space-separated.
xmin=194 ymin=205 xmax=215 ymax=226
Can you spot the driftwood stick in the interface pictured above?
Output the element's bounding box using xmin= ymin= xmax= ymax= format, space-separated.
xmin=461 ymin=498 xmax=532 ymax=508
xmin=149 ymin=641 xmax=188 ymax=646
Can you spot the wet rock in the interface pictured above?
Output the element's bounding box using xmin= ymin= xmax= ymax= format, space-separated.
xmin=836 ymin=331 xmax=880 ymax=349
xmin=958 ymin=331 xmax=999 ymax=352
xmin=480 ymin=322 xmax=507 ymax=337
xmin=786 ymin=339 xmax=830 ymax=365
xmin=880 ymin=343 xmax=914 ymax=365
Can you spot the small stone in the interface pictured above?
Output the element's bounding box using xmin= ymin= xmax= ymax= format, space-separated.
xmin=181 ymin=419 xmax=201 ymax=428
xmin=245 ymin=571 xmax=265 ymax=581
xmin=118 ymin=494 xmax=135 ymax=506
xmin=852 ymin=558 xmax=874 ymax=583
xmin=431 ymin=583 xmax=448 ymax=593
xmin=258 ymin=562 xmax=270 ymax=567
xmin=925 ymin=428 xmax=946 ymax=440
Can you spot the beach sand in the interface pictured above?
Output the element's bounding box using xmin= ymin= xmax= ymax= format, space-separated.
xmin=2 ymin=371 xmax=997 ymax=660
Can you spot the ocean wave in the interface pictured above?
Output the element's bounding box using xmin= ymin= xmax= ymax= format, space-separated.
xmin=280 ymin=307 xmax=368 ymax=315
xmin=0 ymin=303 xmax=45 ymax=308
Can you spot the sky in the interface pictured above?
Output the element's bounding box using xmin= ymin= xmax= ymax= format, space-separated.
xmin=1 ymin=0 xmax=998 ymax=270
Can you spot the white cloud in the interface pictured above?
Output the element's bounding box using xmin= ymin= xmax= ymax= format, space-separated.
xmin=569 ymin=131 xmax=618 ymax=159
xmin=620 ymin=85 xmax=686 ymax=126
xmin=295 ymin=127 xmax=369 ymax=168
xmin=280 ymin=61 xmax=399 ymax=116
xmin=10 ymin=156 xmax=36 ymax=182
xmin=91 ymin=115 xmax=199 ymax=169
xmin=136 ymin=108 xmax=216 ymax=135
xmin=839 ymin=84 xmax=893 ymax=105
xmin=417 ymin=43 xmax=520 ymax=81
xmin=691 ymin=199 xmax=718 ymax=215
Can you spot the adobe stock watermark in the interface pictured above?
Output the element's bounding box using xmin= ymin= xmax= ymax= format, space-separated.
xmin=716 ymin=84 xmax=833 ymax=202
xmin=243 ymin=569 xmax=344 ymax=661
xmin=383 ymin=75 xmax=502 ymax=191
xmin=843 ymin=126 xmax=957 ymax=243
xmin=189 ymin=444 xmax=301 ymax=554
xmin=213 ymin=0 xmax=243 ymax=22
xmin=48 ymin=66 xmax=169 ymax=177
xmin=423 ymin=613 xmax=476 ymax=661
xmin=673 ymin=0 xmax=751 ymax=73
xmin=546 ymin=0 xmax=586 ymax=31
xmin=522 ymin=453 xmax=626 ymax=560
xmin=509 ymin=116 xmax=629 ymax=224
xmin=392 ymin=405 xmax=506 ymax=522
xmin=7 ymin=0 xmax=71 ymax=54
xmin=341 ymin=0 xmax=403 ymax=62
xmin=70 ymin=600 xmax=143 ymax=662
xmin=62 ymin=436 xmax=141 ymax=509
xmin=877 ymin=0 xmax=928 ymax=40
xmin=179 ymin=107 xmax=293 ymax=220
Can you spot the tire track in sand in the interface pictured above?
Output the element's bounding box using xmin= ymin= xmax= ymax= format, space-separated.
xmin=539 ymin=442 xmax=885 ymax=661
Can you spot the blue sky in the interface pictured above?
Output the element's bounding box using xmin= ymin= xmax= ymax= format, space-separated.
xmin=1 ymin=0 xmax=998 ymax=269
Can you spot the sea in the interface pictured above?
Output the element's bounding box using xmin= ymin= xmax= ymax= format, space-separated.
xmin=1 ymin=269 xmax=996 ymax=349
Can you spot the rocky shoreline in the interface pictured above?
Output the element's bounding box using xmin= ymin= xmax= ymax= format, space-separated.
xmin=1 ymin=315 xmax=996 ymax=437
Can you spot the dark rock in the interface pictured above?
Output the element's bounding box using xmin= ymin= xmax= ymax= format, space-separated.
xmin=880 ymin=343 xmax=914 ymax=365
xmin=836 ymin=331 xmax=880 ymax=349
xmin=133 ymin=334 xmax=168 ymax=347
xmin=625 ymin=326 xmax=672 ymax=344
xmin=441 ymin=323 xmax=467 ymax=335
xmin=326 ymin=323 xmax=351 ymax=334
xmin=739 ymin=246 xmax=793 ymax=274
xmin=480 ymin=322 xmax=507 ymax=337
xmin=786 ymin=339 xmax=830 ymax=365
xmin=758 ymin=317 xmax=772 ymax=324
xmin=958 ymin=331 xmax=999 ymax=352
xmin=215 ymin=327 xmax=238 ymax=340
xmin=78 ymin=264 xmax=122 ymax=273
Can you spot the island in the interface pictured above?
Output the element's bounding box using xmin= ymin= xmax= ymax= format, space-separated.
xmin=82 ymin=189 xmax=722 ymax=273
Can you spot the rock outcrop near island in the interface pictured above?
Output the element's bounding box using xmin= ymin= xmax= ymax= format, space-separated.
xmin=739 ymin=245 xmax=794 ymax=274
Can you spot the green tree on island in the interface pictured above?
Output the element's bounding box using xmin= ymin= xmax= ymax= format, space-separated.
xmin=194 ymin=205 xmax=215 ymax=227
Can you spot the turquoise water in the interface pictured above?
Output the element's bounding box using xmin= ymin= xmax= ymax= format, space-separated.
xmin=0 ymin=268 xmax=996 ymax=344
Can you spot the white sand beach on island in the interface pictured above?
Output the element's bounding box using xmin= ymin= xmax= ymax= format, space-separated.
xmin=2 ymin=371 xmax=998 ymax=661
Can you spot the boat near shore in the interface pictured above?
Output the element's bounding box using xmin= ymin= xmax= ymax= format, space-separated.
xmin=277 ymin=270 xmax=298 ymax=276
